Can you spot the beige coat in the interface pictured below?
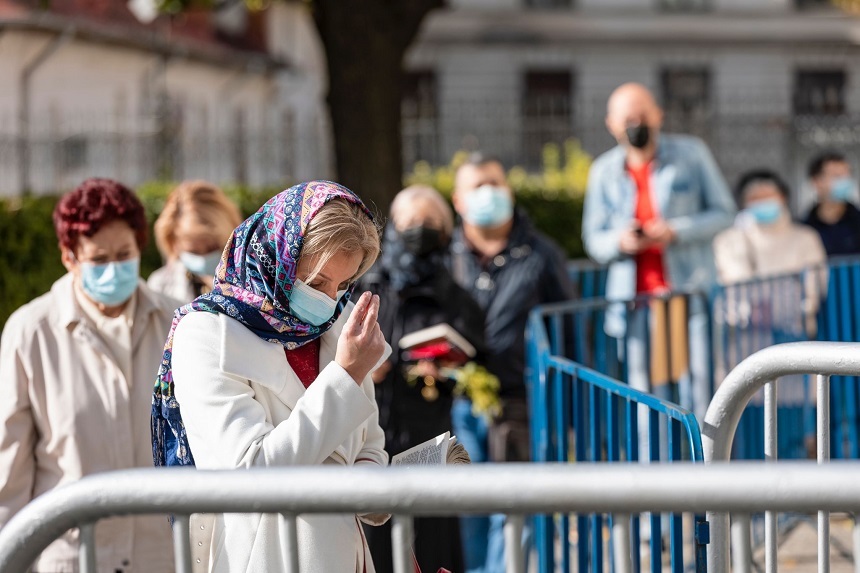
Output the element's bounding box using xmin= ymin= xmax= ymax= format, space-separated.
xmin=0 ymin=273 xmax=179 ymax=573
xmin=171 ymin=303 xmax=390 ymax=573
xmin=713 ymin=215 xmax=827 ymax=285
xmin=713 ymin=215 xmax=828 ymax=335
xmin=148 ymin=261 xmax=198 ymax=304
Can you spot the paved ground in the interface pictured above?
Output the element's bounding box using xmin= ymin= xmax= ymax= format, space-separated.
xmin=754 ymin=514 xmax=857 ymax=573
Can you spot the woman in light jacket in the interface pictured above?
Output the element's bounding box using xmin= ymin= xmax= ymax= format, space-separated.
xmin=148 ymin=180 xmax=243 ymax=302
xmin=152 ymin=181 xmax=390 ymax=573
xmin=0 ymin=178 xmax=179 ymax=572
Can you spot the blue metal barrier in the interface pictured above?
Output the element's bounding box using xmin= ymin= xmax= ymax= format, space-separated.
xmin=710 ymin=272 xmax=815 ymax=461
xmin=567 ymin=259 xmax=609 ymax=300
xmin=816 ymin=256 xmax=860 ymax=459
xmin=527 ymin=304 xmax=708 ymax=573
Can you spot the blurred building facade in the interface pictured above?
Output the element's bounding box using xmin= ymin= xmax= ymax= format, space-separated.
xmin=0 ymin=0 xmax=331 ymax=196
xmin=406 ymin=0 xmax=860 ymax=211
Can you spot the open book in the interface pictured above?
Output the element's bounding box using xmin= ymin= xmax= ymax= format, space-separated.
xmin=390 ymin=431 xmax=471 ymax=466
xmin=398 ymin=323 xmax=477 ymax=364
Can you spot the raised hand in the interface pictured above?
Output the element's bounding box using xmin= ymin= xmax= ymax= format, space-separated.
xmin=335 ymin=292 xmax=386 ymax=385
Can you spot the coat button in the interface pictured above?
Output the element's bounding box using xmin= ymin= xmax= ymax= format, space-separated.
xmin=493 ymin=255 xmax=506 ymax=267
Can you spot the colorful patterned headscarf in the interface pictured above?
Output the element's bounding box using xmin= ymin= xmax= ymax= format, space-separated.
xmin=151 ymin=181 xmax=374 ymax=468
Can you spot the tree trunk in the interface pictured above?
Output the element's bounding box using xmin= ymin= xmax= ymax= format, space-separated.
xmin=314 ymin=0 xmax=442 ymax=215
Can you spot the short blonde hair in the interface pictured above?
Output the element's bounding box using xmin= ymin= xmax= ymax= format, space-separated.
xmin=302 ymin=198 xmax=381 ymax=285
xmin=154 ymin=180 xmax=243 ymax=260
xmin=389 ymin=185 xmax=454 ymax=237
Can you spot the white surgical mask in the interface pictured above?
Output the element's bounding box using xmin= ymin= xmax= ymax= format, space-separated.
xmin=463 ymin=185 xmax=514 ymax=228
xmin=289 ymin=279 xmax=347 ymax=326
xmin=179 ymin=250 xmax=222 ymax=276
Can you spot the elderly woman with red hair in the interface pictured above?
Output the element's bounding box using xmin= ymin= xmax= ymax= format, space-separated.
xmin=0 ymin=178 xmax=178 ymax=572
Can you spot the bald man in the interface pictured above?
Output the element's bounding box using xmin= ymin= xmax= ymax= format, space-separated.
xmin=582 ymin=83 xmax=735 ymax=420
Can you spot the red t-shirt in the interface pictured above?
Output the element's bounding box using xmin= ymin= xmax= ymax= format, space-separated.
xmin=285 ymin=338 xmax=321 ymax=389
xmin=628 ymin=162 xmax=669 ymax=294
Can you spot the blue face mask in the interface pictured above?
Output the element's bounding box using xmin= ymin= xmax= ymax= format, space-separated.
xmin=179 ymin=250 xmax=222 ymax=276
xmin=830 ymin=177 xmax=856 ymax=203
xmin=289 ymin=279 xmax=347 ymax=326
xmin=745 ymin=200 xmax=784 ymax=226
xmin=463 ymin=185 xmax=514 ymax=228
xmin=79 ymin=258 xmax=140 ymax=307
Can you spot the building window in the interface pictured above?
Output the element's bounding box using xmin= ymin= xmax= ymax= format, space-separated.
xmin=524 ymin=0 xmax=572 ymax=8
xmin=60 ymin=135 xmax=88 ymax=172
xmin=522 ymin=70 xmax=573 ymax=169
xmin=795 ymin=0 xmax=834 ymax=9
xmin=659 ymin=0 xmax=709 ymax=11
xmin=401 ymin=70 xmax=439 ymax=167
xmin=661 ymin=68 xmax=710 ymax=137
xmin=794 ymin=71 xmax=846 ymax=116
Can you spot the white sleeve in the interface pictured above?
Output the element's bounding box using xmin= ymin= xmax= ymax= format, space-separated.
xmin=172 ymin=312 xmax=376 ymax=469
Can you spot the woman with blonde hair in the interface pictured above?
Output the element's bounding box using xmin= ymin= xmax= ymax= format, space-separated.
xmin=148 ymin=180 xmax=243 ymax=301
xmin=152 ymin=181 xmax=390 ymax=572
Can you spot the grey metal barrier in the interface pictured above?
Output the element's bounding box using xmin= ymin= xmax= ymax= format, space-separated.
xmin=702 ymin=341 xmax=860 ymax=573
xmin=2 ymin=464 xmax=860 ymax=573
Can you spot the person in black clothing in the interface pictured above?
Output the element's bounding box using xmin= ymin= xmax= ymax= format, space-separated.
xmin=449 ymin=153 xmax=575 ymax=573
xmin=361 ymin=185 xmax=486 ymax=573
xmin=804 ymin=151 xmax=860 ymax=256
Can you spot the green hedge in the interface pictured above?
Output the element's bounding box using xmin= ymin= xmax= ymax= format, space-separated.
xmin=0 ymin=182 xmax=584 ymax=331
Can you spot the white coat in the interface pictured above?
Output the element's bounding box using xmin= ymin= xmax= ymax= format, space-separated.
xmin=171 ymin=302 xmax=391 ymax=573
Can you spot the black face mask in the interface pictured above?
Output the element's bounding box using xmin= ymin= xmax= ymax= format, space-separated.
xmin=401 ymin=226 xmax=445 ymax=257
xmin=625 ymin=125 xmax=651 ymax=149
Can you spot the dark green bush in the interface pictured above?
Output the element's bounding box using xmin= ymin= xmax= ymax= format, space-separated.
xmin=0 ymin=182 xmax=582 ymax=331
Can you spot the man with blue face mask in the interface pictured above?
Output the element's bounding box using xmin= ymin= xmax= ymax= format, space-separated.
xmin=449 ymin=152 xmax=574 ymax=573
xmin=804 ymin=151 xmax=860 ymax=256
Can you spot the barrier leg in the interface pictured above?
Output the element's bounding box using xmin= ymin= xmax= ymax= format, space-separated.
xmin=853 ymin=514 xmax=860 ymax=573
xmin=764 ymin=381 xmax=778 ymax=573
xmin=818 ymin=374 xmax=831 ymax=573
xmin=505 ymin=514 xmax=525 ymax=573
xmin=612 ymin=513 xmax=632 ymax=573
xmin=732 ymin=513 xmax=752 ymax=573
xmin=392 ymin=515 xmax=415 ymax=573
xmin=172 ymin=514 xmax=193 ymax=573
xmin=279 ymin=513 xmax=300 ymax=573
xmin=706 ymin=509 xmax=729 ymax=573
xmin=78 ymin=523 xmax=96 ymax=573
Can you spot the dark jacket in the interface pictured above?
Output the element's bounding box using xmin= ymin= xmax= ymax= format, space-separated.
xmin=804 ymin=202 xmax=860 ymax=257
xmin=359 ymin=258 xmax=484 ymax=573
xmin=359 ymin=264 xmax=486 ymax=456
xmin=450 ymin=209 xmax=575 ymax=398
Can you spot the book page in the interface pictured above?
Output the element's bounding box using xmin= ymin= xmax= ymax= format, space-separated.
xmin=391 ymin=432 xmax=450 ymax=466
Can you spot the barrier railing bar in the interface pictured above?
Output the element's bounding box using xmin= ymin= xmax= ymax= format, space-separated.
xmin=78 ymin=522 xmax=95 ymax=573
xmin=818 ymin=374 xmax=831 ymax=573
xmin=765 ymin=379 xmax=778 ymax=573
xmin=504 ymin=515 xmax=525 ymax=573
xmin=703 ymin=342 xmax=860 ymax=573
xmin=392 ymin=515 xmax=414 ymax=573
xmin=171 ymin=514 xmax=192 ymax=573
xmin=5 ymin=465 xmax=860 ymax=573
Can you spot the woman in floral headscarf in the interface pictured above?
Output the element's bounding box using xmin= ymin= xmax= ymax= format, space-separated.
xmin=152 ymin=181 xmax=389 ymax=573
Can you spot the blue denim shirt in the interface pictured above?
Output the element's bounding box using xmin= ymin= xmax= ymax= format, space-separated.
xmin=582 ymin=134 xmax=736 ymax=333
